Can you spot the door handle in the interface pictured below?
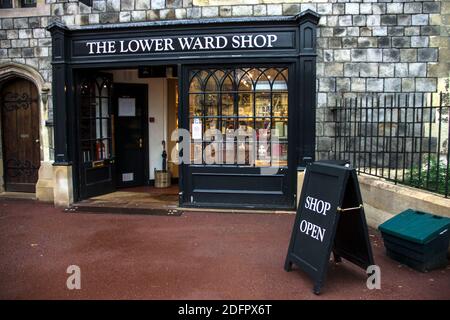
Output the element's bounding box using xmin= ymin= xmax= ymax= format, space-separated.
xmin=138 ymin=138 xmax=143 ymax=148
xmin=35 ymin=139 xmax=40 ymax=143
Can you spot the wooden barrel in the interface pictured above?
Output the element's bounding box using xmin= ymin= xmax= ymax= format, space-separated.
xmin=155 ymin=170 xmax=171 ymax=188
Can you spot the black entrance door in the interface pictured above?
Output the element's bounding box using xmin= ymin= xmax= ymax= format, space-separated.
xmin=113 ymin=83 xmax=148 ymax=188
xmin=77 ymin=73 xmax=115 ymax=199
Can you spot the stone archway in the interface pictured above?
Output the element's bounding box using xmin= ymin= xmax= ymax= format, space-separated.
xmin=0 ymin=63 xmax=53 ymax=201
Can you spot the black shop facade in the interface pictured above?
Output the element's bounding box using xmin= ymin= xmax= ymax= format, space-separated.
xmin=48 ymin=10 xmax=319 ymax=210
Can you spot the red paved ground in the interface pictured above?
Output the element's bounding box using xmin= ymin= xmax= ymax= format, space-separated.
xmin=0 ymin=199 xmax=449 ymax=300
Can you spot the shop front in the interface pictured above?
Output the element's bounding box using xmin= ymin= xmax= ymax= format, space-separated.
xmin=48 ymin=10 xmax=319 ymax=209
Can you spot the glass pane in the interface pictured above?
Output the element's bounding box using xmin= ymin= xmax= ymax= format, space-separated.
xmin=221 ymin=93 xmax=234 ymax=116
xmin=101 ymin=119 xmax=109 ymax=139
xmin=238 ymin=71 xmax=253 ymax=91
xmin=238 ymin=93 xmax=253 ymax=117
xmin=81 ymin=140 xmax=93 ymax=163
xmin=273 ymin=119 xmax=288 ymax=140
xmin=204 ymin=93 xmax=218 ymax=116
xmin=255 ymin=92 xmax=271 ymax=117
xmin=204 ymin=118 xmax=219 ymax=136
xmin=189 ymin=94 xmax=203 ymax=117
xmin=80 ymin=119 xmax=94 ymax=140
xmin=272 ymin=92 xmax=288 ymax=117
xmin=221 ymin=74 xmax=233 ymax=92
xmin=271 ymin=142 xmax=288 ymax=167
xmin=254 ymin=70 xmax=270 ymax=91
xmin=205 ymin=73 xmax=219 ymax=92
xmin=273 ymin=69 xmax=288 ymax=91
xmin=189 ymin=75 xmax=202 ymax=93
xmin=190 ymin=140 xmax=203 ymax=164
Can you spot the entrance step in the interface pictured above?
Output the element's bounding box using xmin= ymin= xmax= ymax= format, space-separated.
xmin=0 ymin=192 xmax=36 ymax=200
xmin=178 ymin=207 xmax=295 ymax=215
xmin=66 ymin=204 xmax=181 ymax=216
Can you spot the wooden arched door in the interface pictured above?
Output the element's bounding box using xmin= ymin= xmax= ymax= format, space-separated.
xmin=1 ymin=78 xmax=40 ymax=192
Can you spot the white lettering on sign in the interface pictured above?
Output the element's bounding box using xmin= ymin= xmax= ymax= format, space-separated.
xmin=85 ymin=34 xmax=279 ymax=55
xmin=305 ymin=196 xmax=331 ymax=216
xmin=299 ymin=219 xmax=326 ymax=242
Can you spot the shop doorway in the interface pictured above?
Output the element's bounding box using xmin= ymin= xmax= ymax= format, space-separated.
xmin=75 ymin=68 xmax=180 ymax=208
xmin=1 ymin=78 xmax=40 ymax=192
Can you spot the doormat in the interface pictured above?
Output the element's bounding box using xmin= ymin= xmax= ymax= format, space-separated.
xmin=65 ymin=205 xmax=182 ymax=216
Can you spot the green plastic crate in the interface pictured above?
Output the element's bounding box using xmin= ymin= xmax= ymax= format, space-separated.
xmin=378 ymin=209 xmax=450 ymax=272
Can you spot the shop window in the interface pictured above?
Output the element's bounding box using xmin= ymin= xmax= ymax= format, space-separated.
xmin=188 ymin=67 xmax=288 ymax=167
xmin=79 ymin=75 xmax=113 ymax=163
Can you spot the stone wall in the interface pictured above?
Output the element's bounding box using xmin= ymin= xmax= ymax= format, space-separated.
xmin=0 ymin=0 xmax=448 ymax=162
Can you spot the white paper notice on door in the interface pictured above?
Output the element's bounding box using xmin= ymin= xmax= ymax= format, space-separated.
xmin=192 ymin=118 xmax=202 ymax=140
xmin=118 ymin=98 xmax=136 ymax=117
xmin=122 ymin=173 xmax=134 ymax=182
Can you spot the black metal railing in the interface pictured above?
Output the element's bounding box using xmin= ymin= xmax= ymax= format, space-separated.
xmin=327 ymin=92 xmax=449 ymax=197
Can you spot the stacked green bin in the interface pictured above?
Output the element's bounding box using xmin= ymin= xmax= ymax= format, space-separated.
xmin=378 ymin=209 xmax=450 ymax=272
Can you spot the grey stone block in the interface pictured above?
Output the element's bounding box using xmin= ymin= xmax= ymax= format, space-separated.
xmin=329 ymin=38 xmax=342 ymax=48
xmin=324 ymin=63 xmax=344 ymax=77
xmin=384 ymin=78 xmax=401 ymax=92
xmin=344 ymin=63 xmax=359 ymax=77
xmin=400 ymin=49 xmax=417 ymax=62
xmin=351 ymin=49 xmax=366 ymax=62
xmin=418 ymin=48 xmax=438 ymax=62
xmin=119 ymin=11 xmax=131 ymax=22
xmin=282 ymin=4 xmax=300 ymax=16
xmin=232 ymin=6 xmax=253 ymax=17
xmin=395 ymin=63 xmax=408 ymax=77
xmin=420 ymin=26 xmax=440 ymax=36
xmin=382 ymin=49 xmax=400 ymax=62
xmin=99 ymin=13 xmax=119 ymax=24
xmin=360 ymin=63 xmax=378 ymax=77
xmin=202 ymin=6 xmax=219 ymax=18
xmin=404 ymin=3 xmax=422 ymax=14
xmin=166 ymin=0 xmax=182 ymax=8
xmin=338 ymin=15 xmax=352 ymax=27
xmin=336 ymin=78 xmax=351 ymax=92
xmin=387 ymin=27 xmax=404 ymax=36
xmin=372 ymin=26 xmax=387 ymax=37
xmin=411 ymin=36 xmax=429 ymax=47
xmin=28 ymin=17 xmax=40 ymax=29
xmin=175 ymin=8 xmax=186 ymax=19
xmin=151 ymin=0 xmax=164 ymax=10
xmin=135 ymin=0 xmax=150 ymax=10
xmin=253 ymin=5 xmax=266 ymax=16
xmin=333 ymin=27 xmax=346 ymax=37
xmin=342 ymin=37 xmax=357 ymax=48
xmin=373 ymin=3 xmax=386 ymax=15
xmin=319 ymin=78 xmax=336 ymax=92
xmin=367 ymin=15 xmax=380 ymax=27
xmin=220 ymin=6 xmax=232 ymax=17
xmin=121 ymin=0 xmax=134 ymax=11
xmin=92 ymin=1 xmax=106 ymax=12
xmin=332 ymin=3 xmax=345 ymax=15
xmin=405 ymin=27 xmax=421 ymax=36
xmin=415 ymin=78 xmax=437 ymax=92
xmin=386 ymin=3 xmax=403 ymax=14
xmin=186 ymin=7 xmax=201 ymax=19
xmin=409 ymin=63 xmax=426 ymax=77
xmin=351 ymin=78 xmax=366 ymax=92
xmin=2 ymin=19 xmax=14 ymax=30
xmin=367 ymin=49 xmax=383 ymax=62
xmin=392 ymin=37 xmax=410 ymax=48
xmin=159 ymin=9 xmax=175 ymax=20
xmin=401 ymin=78 xmax=415 ymax=92
xmin=367 ymin=78 xmax=384 ymax=92
xmin=397 ymin=15 xmax=412 ymax=26
xmin=379 ymin=64 xmax=395 ymax=77
xmin=411 ymin=14 xmax=428 ymax=26
xmin=334 ymin=49 xmax=350 ymax=62
xmin=381 ymin=15 xmax=397 ymax=26
xmin=13 ymin=18 xmax=28 ymax=29
xmin=358 ymin=37 xmax=377 ymax=48
xmin=317 ymin=3 xmax=332 ymax=15
xmin=106 ymin=0 xmax=120 ymax=12
xmin=131 ymin=10 xmax=146 ymax=21
xmin=345 ymin=3 xmax=359 ymax=15
xmin=423 ymin=2 xmax=440 ymax=13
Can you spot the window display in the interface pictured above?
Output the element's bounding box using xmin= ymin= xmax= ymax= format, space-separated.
xmin=188 ymin=67 xmax=288 ymax=167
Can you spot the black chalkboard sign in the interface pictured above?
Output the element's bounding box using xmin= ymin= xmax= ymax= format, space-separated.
xmin=284 ymin=162 xmax=374 ymax=295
